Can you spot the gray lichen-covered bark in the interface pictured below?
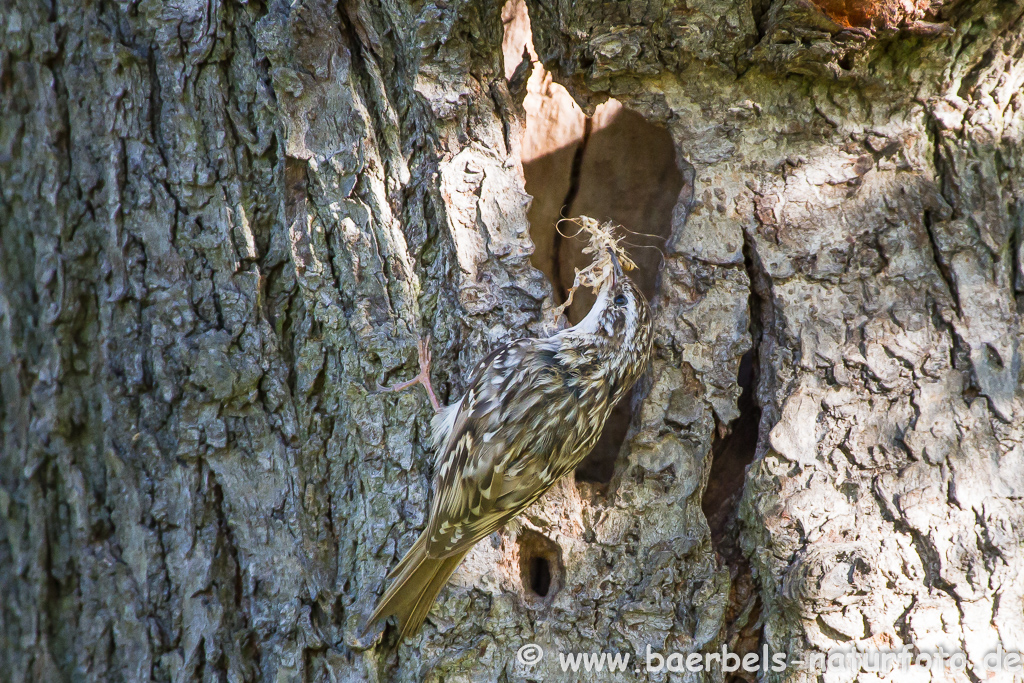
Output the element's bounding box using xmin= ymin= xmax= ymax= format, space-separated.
xmin=530 ymin=0 xmax=1024 ymax=680
xmin=1 ymin=1 xmax=1022 ymax=683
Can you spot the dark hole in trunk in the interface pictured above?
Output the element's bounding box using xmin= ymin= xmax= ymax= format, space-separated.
xmin=529 ymin=556 xmax=551 ymax=597
xmin=573 ymin=388 xmax=636 ymax=483
xmin=518 ymin=529 xmax=562 ymax=602
xmin=702 ymin=349 xmax=761 ymax=539
xmin=505 ymin=0 xmax=683 ymax=485
xmin=522 ymin=105 xmax=682 ymax=484
xmin=704 ymin=348 xmax=764 ymax=683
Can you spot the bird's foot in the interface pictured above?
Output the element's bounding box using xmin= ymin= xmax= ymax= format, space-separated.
xmin=375 ymin=335 xmax=441 ymax=413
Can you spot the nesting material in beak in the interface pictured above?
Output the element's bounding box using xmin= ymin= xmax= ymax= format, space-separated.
xmin=551 ymin=216 xmax=636 ymax=320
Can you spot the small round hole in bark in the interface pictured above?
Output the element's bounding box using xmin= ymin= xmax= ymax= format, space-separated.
xmin=518 ymin=530 xmax=562 ymax=602
xmin=529 ymin=556 xmax=551 ymax=596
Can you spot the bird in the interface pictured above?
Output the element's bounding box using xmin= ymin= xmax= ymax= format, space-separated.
xmin=366 ymin=248 xmax=653 ymax=638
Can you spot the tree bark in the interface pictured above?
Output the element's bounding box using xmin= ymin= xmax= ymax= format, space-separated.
xmin=1 ymin=1 xmax=1022 ymax=683
xmin=528 ymin=0 xmax=1024 ymax=680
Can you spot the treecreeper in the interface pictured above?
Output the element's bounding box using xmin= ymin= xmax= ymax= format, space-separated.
xmin=366 ymin=221 xmax=654 ymax=639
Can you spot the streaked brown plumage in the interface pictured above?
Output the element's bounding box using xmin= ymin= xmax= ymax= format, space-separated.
xmin=366 ymin=250 xmax=653 ymax=638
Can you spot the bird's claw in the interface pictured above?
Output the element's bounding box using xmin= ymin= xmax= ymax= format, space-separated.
xmin=373 ymin=335 xmax=441 ymax=412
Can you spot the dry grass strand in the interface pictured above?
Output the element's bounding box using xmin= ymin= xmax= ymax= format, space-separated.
xmin=551 ymin=217 xmax=635 ymax=320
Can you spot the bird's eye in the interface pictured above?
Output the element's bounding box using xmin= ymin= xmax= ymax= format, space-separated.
xmin=614 ymin=294 xmax=627 ymax=306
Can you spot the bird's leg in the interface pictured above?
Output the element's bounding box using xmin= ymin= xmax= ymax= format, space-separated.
xmin=376 ymin=336 xmax=441 ymax=413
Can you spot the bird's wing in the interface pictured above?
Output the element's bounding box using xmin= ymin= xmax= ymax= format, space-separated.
xmin=424 ymin=338 xmax=577 ymax=558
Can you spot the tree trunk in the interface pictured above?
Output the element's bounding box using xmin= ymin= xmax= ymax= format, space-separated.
xmin=1 ymin=0 xmax=1022 ymax=682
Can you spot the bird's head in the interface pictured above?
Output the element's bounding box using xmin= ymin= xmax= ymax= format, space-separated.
xmin=558 ymin=248 xmax=653 ymax=398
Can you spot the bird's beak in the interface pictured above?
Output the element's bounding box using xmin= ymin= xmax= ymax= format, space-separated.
xmin=607 ymin=248 xmax=622 ymax=288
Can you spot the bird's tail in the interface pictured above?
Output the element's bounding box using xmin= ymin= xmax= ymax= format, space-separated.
xmin=364 ymin=532 xmax=467 ymax=639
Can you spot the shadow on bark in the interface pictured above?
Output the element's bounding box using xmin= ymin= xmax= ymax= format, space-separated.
xmin=522 ymin=102 xmax=683 ymax=484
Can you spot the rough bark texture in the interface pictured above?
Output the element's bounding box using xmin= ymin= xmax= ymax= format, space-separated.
xmin=528 ymin=0 xmax=1024 ymax=680
xmin=1 ymin=1 xmax=1022 ymax=683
